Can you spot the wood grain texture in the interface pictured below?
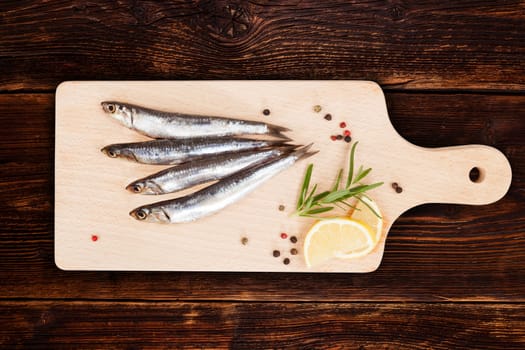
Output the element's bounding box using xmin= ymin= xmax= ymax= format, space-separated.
xmin=1 ymin=301 xmax=524 ymax=349
xmin=1 ymin=92 xmax=524 ymax=300
xmin=1 ymin=1 xmax=524 ymax=92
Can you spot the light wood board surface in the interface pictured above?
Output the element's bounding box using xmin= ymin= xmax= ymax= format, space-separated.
xmin=54 ymin=81 xmax=512 ymax=272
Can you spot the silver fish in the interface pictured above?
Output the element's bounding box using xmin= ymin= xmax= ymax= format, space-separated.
xmin=126 ymin=146 xmax=297 ymax=195
xmin=129 ymin=144 xmax=317 ymax=223
xmin=101 ymin=138 xmax=286 ymax=165
xmin=101 ymin=101 xmax=291 ymax=140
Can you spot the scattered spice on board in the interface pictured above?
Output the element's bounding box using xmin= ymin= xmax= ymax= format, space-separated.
xmin=278 ymin=204 xmax=285 ymax=211
xmin=339 ymin=122 xmax=347 ymax=128
xmin=262 ymin=109 xmax=270 ymax=116
xmin=336 ymin=135 xmax=343 ymax=140
xmin=344 ymin=135 xmax=352 ymax=143
xmin=391 ymin=182 xmax=399 ymax=189
xmin=280 ymin=232 xmax=288 ymax=239
xmin=313 ymin=105 xmax=322 ymax=113
xmin=91 ymin=234 xmax=98 ymax=242
xmin=283 ymin=258 xmax=290 ymax=265
xmin=344 ymin=130 xmax=351 ymax=136
xmin=241 ymin=237 xmax=249 ymax=245
xmin=324 ymin=114 xmax=332 ymax=121
xmin=396 ymin=186 xmax=403 ymax=193
xmin=290 ymin=236 xmax=298 ymax=243
xmin=290 ymin=248 xmax=298 ymax=255
xmin=273 ymin=250 xmax=281 ymax=257
xmin=330 ymin=135 xmax=337 ymax=141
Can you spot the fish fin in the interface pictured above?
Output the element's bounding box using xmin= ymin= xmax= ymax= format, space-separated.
xmin=293 ymin=143 xmax=319 ymax=160
xmin=266 ymin=123 xmax=292 ymax=140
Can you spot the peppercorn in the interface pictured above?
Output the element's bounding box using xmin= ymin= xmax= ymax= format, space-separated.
xmin=339 ymin=122 xmax=346 ymax=128
xmin=280 ymin=232 xmax=288 ymax=239
xmin=330 ymin=135 xmax=337 ymax=141
xmin=290 ymin=236 xmax=297 ymax=243
xmin=241 ymin=237 xmax=248 ymax=245
xmin=336 ymin=135 xmax=343 ymax=140
xmin=324 ymin=114 xmax=332 ymax=121
xmin=396 ymin=187 xmax=403 ymax=193
xmin=273 ymin=250 xmax=280 ymax=257
xmin=262 ymin=109 xmax=270 ymax=116
xmin=391 ymin=182 xmax=399 ymax=189
xmin=344 ymin=135 xmax=352 ymax=143
xmin=278 ymin=204 xmax=285 ymax=211
xmin=283 ymin=258 xmax=290 ymax=265
xmin=344 ymin=130 xmax=351 ymax=136
xmin=290 ymin=248 xmax=298 ymax=255
xmin=313 ymin=105 xmax=322 ymax=113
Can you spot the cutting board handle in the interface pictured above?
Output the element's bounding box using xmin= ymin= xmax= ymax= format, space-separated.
xmin=410 ymin=144 xmax=512 ymax=206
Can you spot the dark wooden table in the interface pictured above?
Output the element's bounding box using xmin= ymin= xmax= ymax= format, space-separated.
xmin=1 ymin=1 xmax=524 ymax=348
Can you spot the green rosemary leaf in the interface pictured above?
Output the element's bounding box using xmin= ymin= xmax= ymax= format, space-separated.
xmin=353 ymin=167 xmax=371 ymax=184
xmin=346 ymin=141 xmax=358 ymax=188
xmin=298 ymin=164 xmax=313 ymax=209
xmin=332 ymin=168 xmax=343 ymax=192
xmin=304 ymin=206 xmax=334 ymax=215
xmin=321 ymin=189 xmax=352 ymax=203
xmin=312 ymin=191 xmax=331 ymax=203
xmin=304 ymin=184 xmax=318 ymax=209
xmin=355 ymin=196 xmax=382 ymax=219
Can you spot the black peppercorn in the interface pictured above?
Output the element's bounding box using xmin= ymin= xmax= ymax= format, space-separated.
xmin=396 ymin=187 xmax=403 ymax=193
xmin=336 ymin=135 xmax=343 ymax=140
xmin=324 ymin=114 xmax=332 ymax=121
xmin=290 ymin=248 xmax=298 ymax=255
xmin=262 ymin=109 xmax=270 ymax=116
xmin=344 ymin=135 xmax=352 ymax=143
xmin=283 ymin=258 xmax=290 ymax=265
xmin=290 ymin=236 xmax=297 ymax=243
xmin=273 ymin=250 xmax=280 ymax=257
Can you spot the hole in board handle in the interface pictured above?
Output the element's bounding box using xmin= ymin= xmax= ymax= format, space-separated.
xmin=469 ymin=167 xmax=484 ymax=183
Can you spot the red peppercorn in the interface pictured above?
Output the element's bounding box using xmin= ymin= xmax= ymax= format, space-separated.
xmin=91 ymin=234 xmax=98 ymax=242
xmin=344 ymin=130 xmax=351 ymax=136
xmin=339 ymin=122 xmax=346 ymax=128
xmin=280 ymin=232 xmax=288 ymax=239
xmin=330 ymin=135 xmax=337 ymax=141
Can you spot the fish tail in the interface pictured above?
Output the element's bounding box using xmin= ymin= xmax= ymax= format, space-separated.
xmin=292 ymin=143 xmax=318 ymax=160
xmin=266 ymin=123 xmax=292 ymax=141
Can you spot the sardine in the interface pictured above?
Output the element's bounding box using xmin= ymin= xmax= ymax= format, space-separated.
xmin=101 ymin=101 xmax=291 ymax=140
xmin=101 ymin=138 xmax=286 ymax=165
xmin=129 ymin=144 xmax=317 ymax=223
xmin=126 ymin=146 xmax=297 ymax=195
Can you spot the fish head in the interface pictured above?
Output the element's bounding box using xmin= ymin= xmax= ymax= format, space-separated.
xmin=101 ymin=145 xmax=138 ymax=162
xmin=129 ymin=206 xmax=170 ymax=223
xmin=126 ymin=181 xmax=146 ymax=194
xmin=100 ymin=145 xmax=122 ymax=158
xmin=101 ymin=101 xmax=134 ymax=128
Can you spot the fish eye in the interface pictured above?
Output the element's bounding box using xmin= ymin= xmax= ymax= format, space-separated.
xmin=133 ymin=184 xmax=142 ymax=193
xmin=107 ymin=104 xmax=116 ymax=113
xmin=107 ymin=150 xmax=117 ymax=158
xmin=136 ymin=209 xmax=147 ymax=220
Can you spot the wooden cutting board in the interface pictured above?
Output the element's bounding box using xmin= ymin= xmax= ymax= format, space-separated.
xmin=55 ymin=81 xmax=512 ymax=272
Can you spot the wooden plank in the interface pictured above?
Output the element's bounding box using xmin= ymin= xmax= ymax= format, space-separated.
xmin=54 ymin=81 xmax=511 ymax=272
xmin=1 ymin=1 xmax=524 ymax=91
xmin=0 ymin=93 xmax=524 ymax=300
xmin=1 ymin=301 xmax=524 ymax=349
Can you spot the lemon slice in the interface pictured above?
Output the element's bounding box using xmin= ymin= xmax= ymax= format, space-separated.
xmin=350 ymin=197 xmax=384 ymax=242
xmin=303 ymin=218 xmax=375 ymax=268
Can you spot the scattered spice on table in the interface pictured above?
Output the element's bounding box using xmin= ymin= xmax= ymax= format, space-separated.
xmin=290 ymin=236 xmax=298 ymax=243
xmin=324 ymin=114 xmax=332 ymax=121
xmin=241 ymin=237 xmax=249 ymax=245
xmin=344 ymin=130 xmax=351 ymax=136
xmin=336 ymin=135 xmax=343 ymax=140
xmin=91 ymin=234 xmax=98 ymax=242
xmin=273 ymin=250 xmax=280 ymax=257
xmin=283 ymin=258 xmax=290 ymax=265
xmin=396 ymin=186 xmax=403 ymax=193
xmin=280 ymin=232 xmax=288 ymax=239
xmin=313 ymin=105 xmax=322 ymax=113
xmin=339 ymin=122 xmax=347 ymax=128
xmin=330 ymin=135 xmax=337 ymax=141
xmin=391 ymin=182 xmax=399 ymax=189
xmin=290 ymin=248 xmax=298 ymax=255
xmin=344 ymin=135 xmax=352 ymax=143
xmin=262 ymin=109 xmax=271 ymax=116
xmin=278 ymin=204 xmax=285 ymax=211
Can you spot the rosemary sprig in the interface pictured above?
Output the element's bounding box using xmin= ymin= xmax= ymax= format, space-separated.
xmin=293 ymin=142 xmax=383 ymax=218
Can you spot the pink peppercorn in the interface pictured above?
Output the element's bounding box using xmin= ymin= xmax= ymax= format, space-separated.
xmin=339 ymin=122 xmax=346 ymax=128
